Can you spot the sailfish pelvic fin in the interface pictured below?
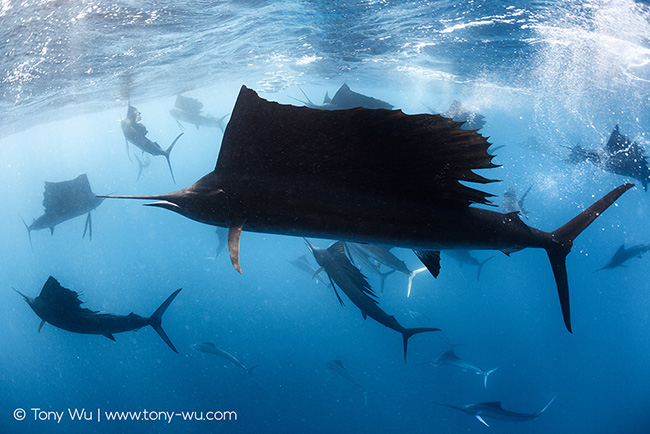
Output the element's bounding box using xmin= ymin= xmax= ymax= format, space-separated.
xmin=228 ymin=219 xmax=246 ymax=273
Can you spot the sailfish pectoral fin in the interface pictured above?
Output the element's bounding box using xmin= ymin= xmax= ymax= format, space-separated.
xmin=38 ymin=319 xmax=46 ymax=332
xmin=312 ymin=267 xmax=324 ymax=279
xmin=327 ymin=276 xmax=345 ymax=307
xmin=228 ymin=219 xmax=246 ymax=274
xmin=103 ymin=333 xmax=116 ymax=341
xmin=82 ymin=212 xmax=92 ymax=240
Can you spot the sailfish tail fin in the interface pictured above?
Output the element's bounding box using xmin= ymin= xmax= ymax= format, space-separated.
xmin=163 ymin=133 xmax=184 ymax=184
xmin=476 ymin=256 xmax=494 ymax=281
xmin=548 ymin=183 xmax=634 ymax=333
xmin=402 ymin=327 xmax=441 ymax=362
xmin=148 ymin=288 xmax=182 ymax=353
xmin=406 ymin=267 xmax=428 ymax=297
xmin=482 ymin=367 xmax=499 ymax=389
xmin=19 ymin=214 xmax=33 ymax=250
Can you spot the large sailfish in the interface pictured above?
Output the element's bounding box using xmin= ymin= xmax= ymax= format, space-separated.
xmin=102 ymin=85 xmax=633 ymax=332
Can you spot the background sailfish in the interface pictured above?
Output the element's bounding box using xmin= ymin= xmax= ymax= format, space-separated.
xmin=305 ymin=240 xmax=440 ymax=361
xmin=436 ymin=396 xmax=556 ymax=427
xmin=23 ymin=174 xmax=104 ymax=245
xmin=101 ymin=86 xmax=633 ymax=332
xmin=15 ymin=276 xmax=181 ymax=353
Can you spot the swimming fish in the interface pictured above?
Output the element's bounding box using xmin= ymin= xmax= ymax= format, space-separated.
xmin=345 ymin=243 xmax=427 ymax=295
xmin=191 ymin=342 xmax=257 ymax=375
xmin=501 ymin=185 xmax=532 ymax=219
xmin=436 ymin=396 xmax=556 ymax=427
xmin=15 ymin=276 xmax=181 ymax=353
xmin=290 ymin=83 xmax=393 ymax=110
xmin=101 ymin=85 xmax=633 ymax=332
xmin=121 ymin=103 xmax=184 ymax=183
xmin=306 ymin=240 xmax=440 ymax=361
xmin=170 ymin=95 xmax=229 ymax=131
xmin=133 ymin=153 xmax=151 ymax=182
xmin=22 ymin=174 xmax=104 ymax=244
xmin=442 ymin=250 xmax=494 ymax=281
xmin=431 ymin=346 xmax=498 ymax=389
xmin=289 ymin=254 xmax=333 ymax=288
xmin=325 ymin=359 xmax=368 ymax=406
xmin=566 ymin=125 xmax=650 ymax=190
xmin=597 ymin=243 xmax=650 ymax=271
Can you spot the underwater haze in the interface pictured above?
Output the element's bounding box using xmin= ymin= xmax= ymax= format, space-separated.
xmin=2 ymin=0 xmax=650 ymax=433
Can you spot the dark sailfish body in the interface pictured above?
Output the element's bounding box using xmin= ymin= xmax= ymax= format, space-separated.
xmin=305 ymin=240 xmax=440 ymax=361
xmin=436 ymin=396 xmax=556 ymax=427
xmin=443 ymin=250 xmax=494 ymax=281
xmin=170 ymin=95 xmax=228 ymax=131
xmin=597 ymin=243 xmax=650 ymax=271
xmin=121 ymin=104 xmax=183 ymax=183
xmin=15 ymin=276 xmax=182 ymax=353
xmin=101 ymin=85 xmax=633 ymax=333
xmin=23 ymin=174 xmax=104 ymax=243
xmin=566 ymin=125 xmax=650 ymax=190
xmin=290 ymin=83 xmax=393 ymax=110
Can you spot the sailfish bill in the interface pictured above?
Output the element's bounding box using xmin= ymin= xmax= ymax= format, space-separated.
xmin=99 ymin=85 xmax=634 ymax=332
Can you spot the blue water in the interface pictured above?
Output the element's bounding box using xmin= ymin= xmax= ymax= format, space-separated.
xmin=2 ymin=0 xmax=650 ymax=433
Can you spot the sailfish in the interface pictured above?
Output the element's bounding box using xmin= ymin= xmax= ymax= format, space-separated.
xmin=22 ymin=174 xmax=105 ymax=244
xmin=101 ymin=85 xmax=633 ymax=333
xmin=306 ymin=240 xmax=440 ymax=361
xmin=436 ymin=396 xmax=556 ymax=427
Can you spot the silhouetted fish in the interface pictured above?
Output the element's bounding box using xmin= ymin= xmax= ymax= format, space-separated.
xmin=192 ymin=342 xmax=257 ymax=375
xmin=290 ymin=84 xmax=393 ymax=110
xmin=101 ymin=86 xmax=633 ymax=332
xmin=431 ymin=345 xmax=498 ymax=389
xmin=345 ymin=242 xmax=427 ymax=295
xmin=566 ymin=125 xmax=650 ymax=190
xmin=22 ymin=174 xmax=104 ymax=244
xmin=501 ymin=185 xmax=532 ymax=219
xmin=170 ymin=95 xmax=228 ymax=131
xmin=436 ymin=396 xmax=556 ymax=427
xmin=325 ymin=359 xmax=368 ymax=406
xmin=121 ymin=104 xmax=183 ymax=183
xmin=289 ymin=254 xmax=333 ymax=288
xmin=597 ymin=243 xmax=650 ymax=271
xmin=133 ymin=153 xmax=151 ymax=182
xmin=442 ymin=250 xmax=494 ymax=281
xmin=15 ymin=276 xmax=181 ymax=353
xmin=305 ymin=240 xmax=440 ymax=361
